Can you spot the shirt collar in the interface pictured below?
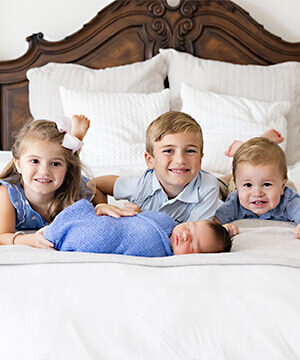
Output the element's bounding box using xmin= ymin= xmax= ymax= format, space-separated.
xmin=150 ymin=171 xmax=200 ymax=203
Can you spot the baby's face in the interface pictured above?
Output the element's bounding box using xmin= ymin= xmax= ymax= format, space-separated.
xmin=170 ymin=220 xmax=219 ymax=255
xmin=235 ymin=162 xmax=286 ymax=216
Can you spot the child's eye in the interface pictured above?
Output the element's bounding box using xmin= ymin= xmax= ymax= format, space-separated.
xmin=263 ymin=182 xmax=272 ymax=187
xmin=30 ymin=159 xmax=39 ymax=164
xmin=186 ymin=149 xmax=196 ymax=154
xmin=244 ymin=183 xmax=252 ymax=188
xmin=52 ymin=161 xmax=62 ymax=167
xmin=163 ymin=149 xmax=173 ymax=154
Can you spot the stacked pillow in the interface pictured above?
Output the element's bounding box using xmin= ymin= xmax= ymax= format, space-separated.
xmin=27 ymin=50 xmax=300 ymax=177
xmin=181 ymin=83 xmax=290 ymax=174
xmin=160 ymin=48 xmax=300 ymax=167
xmin=27 ymin=54 xmax=169 ymax=176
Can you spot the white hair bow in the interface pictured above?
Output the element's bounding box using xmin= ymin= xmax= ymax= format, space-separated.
xmin=56 ymin=116 xmax=83 ymax=154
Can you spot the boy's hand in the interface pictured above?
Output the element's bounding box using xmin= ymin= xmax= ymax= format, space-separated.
xmin=124 ymin=202 xmax=141 ymax=213
xmin=295 ymin=223 xmax=300 ymax=239
xmin=95 ymin=203 xmax=138 ymax=218
xmin=223 ymin=223 xmax=239 ymax=237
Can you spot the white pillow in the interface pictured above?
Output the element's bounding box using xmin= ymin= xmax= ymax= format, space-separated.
xmin=181 ymin=83 xmax=291 ymax=175
xmin=59 ymin=87 xmax=170 ymax=176
xmin=160 ymin=48 xmax=300 ymax=166
xmin=27 ymin=54 xmax=167 ymax=120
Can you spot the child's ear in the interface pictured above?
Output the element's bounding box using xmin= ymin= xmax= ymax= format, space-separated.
xmin=13 ymin=158 xmax=21 ymax=174
xmin=199 ymin=153 xmax=204 ymax=167
xmin=281 ymin=179 xmax=287 ymax=195
xmin=144 ymin=152 xmax=154 ymax=169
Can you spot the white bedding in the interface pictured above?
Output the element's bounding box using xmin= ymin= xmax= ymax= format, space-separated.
xmin=0 ymin=219 xmax=300 ymax=360
xmin=1 ymin=49 xmax=300 ymax=360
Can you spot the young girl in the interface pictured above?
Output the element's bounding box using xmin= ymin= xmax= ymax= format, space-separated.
xmin=0 ymin=115 xmax=102 ymax=248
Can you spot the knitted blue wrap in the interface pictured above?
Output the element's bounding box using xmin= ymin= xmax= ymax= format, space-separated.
xmin=43 ymin=199 xmax=176 ymax=257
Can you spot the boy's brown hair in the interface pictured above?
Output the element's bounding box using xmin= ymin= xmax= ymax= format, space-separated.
xmin=232 ymin=137 xmax=288 ymax=182
xmin=146 ymin=111 xmax=203 ymax=156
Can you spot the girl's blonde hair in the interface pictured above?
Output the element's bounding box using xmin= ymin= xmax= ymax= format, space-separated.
xmin=146 ymin=111 xmax=203 ymax=156
xmin=232 ymin=137 xmax=288 ymax=182
xmin=0 ymin=119 xmax=90 ymax=222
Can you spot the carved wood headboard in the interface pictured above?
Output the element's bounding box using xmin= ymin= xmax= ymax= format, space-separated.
xmin=0 ymin=0 xmax=299 ymax=150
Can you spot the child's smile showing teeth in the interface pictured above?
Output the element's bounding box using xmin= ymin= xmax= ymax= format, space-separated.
xmin=35 ymin=178 xmax=52 ymax=183
xmin=235 ymin=162 xmax=286 ymax=216
xmin=170 ymin=168 xmax=189 ymax=174
xmin=145 ymin=131 xmax=203 ymax=198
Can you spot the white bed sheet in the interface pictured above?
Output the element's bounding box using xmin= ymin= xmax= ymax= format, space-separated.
xmin=0 ymin=151 xmax=300 ymax=359
xmin=0 ymin=262 xmax=299 ymax=360
xmin=0 ymin=219 xmax=300 ymax=359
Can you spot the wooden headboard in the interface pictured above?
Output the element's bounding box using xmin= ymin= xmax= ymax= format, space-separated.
xmin=0 ymin=0 xmax=299 ymax=150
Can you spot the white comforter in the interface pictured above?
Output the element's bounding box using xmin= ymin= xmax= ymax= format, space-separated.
xmin=1 ymin=219 xmax=300 ymax=360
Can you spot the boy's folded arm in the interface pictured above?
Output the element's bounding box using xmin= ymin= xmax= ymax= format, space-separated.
xmin=88 ymin=175 xmax=119 ymax=196
xmin=188 ymin=186 xmax=221 ymax=222
xmin=91 ymin=188 xmax=107 ymax=206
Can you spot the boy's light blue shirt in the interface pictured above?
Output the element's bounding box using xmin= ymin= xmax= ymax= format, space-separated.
xmin=215 ymin=186 xmax=300 ymax=224
xmin=114 ymin=169 xmax=222 ymax=223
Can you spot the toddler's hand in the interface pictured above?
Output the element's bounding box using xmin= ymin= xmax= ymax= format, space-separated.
xmin=95 ymin=203 xmax=138 ymax=218
xmin=295 ymin=223 xmax=300 ymax=239
xmin=124 ymin=202 xmax=141 ymax=213
xmin=223 ymin=223 xmax=239 ymax=237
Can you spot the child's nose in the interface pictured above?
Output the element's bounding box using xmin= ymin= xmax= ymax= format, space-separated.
xmin=39 ymin=163 xmax=50 ymax=174
xmin=174 ymin=151 xmax=186 ymax=163
xmin=253 ymin=187 xmax=264 ymax=196
xmin=182 ymin=231 xmax=191 ymax=242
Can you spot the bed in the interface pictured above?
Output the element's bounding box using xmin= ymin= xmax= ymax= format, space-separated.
xmin=0 ymin=1 xmax=300 ymax=359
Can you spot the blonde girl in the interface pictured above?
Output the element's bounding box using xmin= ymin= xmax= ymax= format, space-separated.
xmin=0 ymin=117 xmax=99 ymax=248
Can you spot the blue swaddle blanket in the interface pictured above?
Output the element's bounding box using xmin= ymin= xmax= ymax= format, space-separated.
xmin=43 ymin=199 xmax=176 ymax=257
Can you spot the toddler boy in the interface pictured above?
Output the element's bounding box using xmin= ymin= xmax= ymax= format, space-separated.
xmin=214 ymin=137 xmax=300 ymax=238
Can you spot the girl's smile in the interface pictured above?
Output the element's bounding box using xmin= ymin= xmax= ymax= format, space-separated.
xmin=14 ymin=139 xmax=68 ymax=201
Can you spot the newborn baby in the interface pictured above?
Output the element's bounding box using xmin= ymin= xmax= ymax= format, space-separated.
xmin=43 ymin=200 xmax=231 ymax=257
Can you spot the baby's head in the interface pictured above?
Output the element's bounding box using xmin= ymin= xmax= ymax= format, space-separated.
xmin=232 ymin=137 xmax=287 ymax=216
xmin=170 ymin=220 xmax=232 ymax=255
xmin=145 ymin=111 xmax=204 ymax=198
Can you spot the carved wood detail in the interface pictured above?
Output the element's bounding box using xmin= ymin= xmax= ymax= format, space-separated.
xmin=0 ymin=0 xmax=299 ymax=149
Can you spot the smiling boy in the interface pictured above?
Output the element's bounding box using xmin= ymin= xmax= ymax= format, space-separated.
xmin=92 ymin=111 xmax=221 ymax=223
xmin=214 ymin=137 xmax=300 ymax=238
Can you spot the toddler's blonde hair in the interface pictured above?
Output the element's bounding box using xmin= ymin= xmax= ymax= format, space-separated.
xmin=146 ymin=111 xmax=203 ymax=156
xmin=232 ymin=137 xmax=288 ymax=182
